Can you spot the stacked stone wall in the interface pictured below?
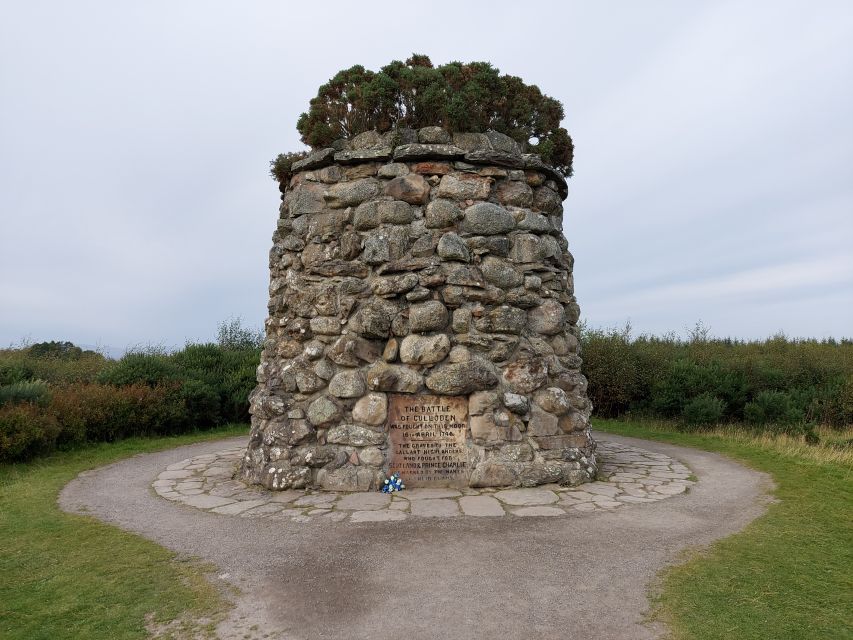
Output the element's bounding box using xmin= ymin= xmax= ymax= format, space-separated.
xmin=242 ymin=127 xmax=597 ymax=491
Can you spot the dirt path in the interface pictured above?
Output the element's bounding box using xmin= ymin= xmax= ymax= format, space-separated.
xmin=59 ymin=432 xmax=773 ymax=639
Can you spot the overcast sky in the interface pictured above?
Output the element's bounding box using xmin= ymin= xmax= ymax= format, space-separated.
xmin=1 ymin=0 xmax=851 ymax=352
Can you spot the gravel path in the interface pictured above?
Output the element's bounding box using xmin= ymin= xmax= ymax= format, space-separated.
xmin=59 ymin=432 xmax=773 ymax=640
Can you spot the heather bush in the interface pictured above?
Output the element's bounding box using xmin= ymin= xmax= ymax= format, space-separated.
xmin=682 ymin=393 xmax=726 ymax=428
xmin=0 ymin=403 xmax=61 ymax=460
xmin=0 ymin=380 xmax=52 ymax=408
xmin=0 ymin=345 xmax=106 ymax=384
xmin=581 ymin=325 xmax=852 ymax=429
xmin=96 ymin=350 xmax=179 ymax=386
xmin=294 ymin=55 xmax=574 ymax=176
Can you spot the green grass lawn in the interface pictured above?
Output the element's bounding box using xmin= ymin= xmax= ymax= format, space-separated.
xmin=0 ymin=424 xmax=247 ymax=640
xmin=595 ymin=419 xmax=853 ymax=640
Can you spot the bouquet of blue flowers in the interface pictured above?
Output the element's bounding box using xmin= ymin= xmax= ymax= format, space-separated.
xmin=381 ymin=473 xmax=405 ymax=493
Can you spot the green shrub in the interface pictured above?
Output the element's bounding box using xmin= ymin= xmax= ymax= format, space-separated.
xmin=744 ymin=390 xmax=804 ymax=425
xmin=97 ymin=351 xmax=179 ymax=387
xmin=295 ymin=54 xmax=574 ymax=176
xmin=682 ymin=393 xmax=726 ymax=428
xmin=0 ymin=346 xmax=106 ymax=385
xmin=269 ymin=152 xmax=309 ymax=183
xmin=177 ymin=379 xmax=221 ymax=426
xmin=27 ymin=341 xmax=84 ymax=359
xmin=581 ymin=328 xmax=852 ymax=429
xmin=49 ymin=383 xmax=191 ymax=444
xmin=221 ymin=361 xmax=258 ymax=423
xmin=0 ymin=380 xmax=52 ymax=408
xmin=216 ymin=318 xmax=264 ymax=351
xmin=0 ymin=403 xmax=61 ymax=461
xmin=0 ymin=361 xmax=34 ymax=386
xmin=579 ymin=324 xmax=644 ymax=418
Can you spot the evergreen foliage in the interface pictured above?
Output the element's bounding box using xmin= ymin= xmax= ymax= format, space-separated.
xmin=296 ymin=55 xmax=574 ymax=176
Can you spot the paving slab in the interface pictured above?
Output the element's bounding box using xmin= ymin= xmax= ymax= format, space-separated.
xmin=494 ymin=488 xmax=559 ymax=506
xmin=410 ymin=498 xmax=461 ymax=517
xmin=459 ymin=495 xmax=506 ymax=517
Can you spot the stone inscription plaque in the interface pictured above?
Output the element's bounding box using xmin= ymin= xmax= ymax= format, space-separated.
xmin=387 ymin=394 xmax=469 ymax=487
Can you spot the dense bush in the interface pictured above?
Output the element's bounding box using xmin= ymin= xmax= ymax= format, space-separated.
xmin=0 ymin=380 xmax=51 ymax=408
xmin=0 ymin=344 xmax=106 ymax=385
xmin=295 ymin=54 xmax=574 ymax=176
xmin=0 ymin=403 xmax=62 ymax=460
xmin=0 ymin=320 xmax=262 ymax=462
xmin=581 ymin=325 xmax=853 ymax=431
xmin=682 ymin=393 xmax=726 ymax=428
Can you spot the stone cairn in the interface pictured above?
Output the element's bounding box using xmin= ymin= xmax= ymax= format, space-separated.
xmin=241 ymin=127 xmax=598 ymax=492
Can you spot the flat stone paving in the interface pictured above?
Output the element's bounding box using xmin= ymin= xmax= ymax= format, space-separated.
xmin=152 ymin=440 xmax=694 ymax=522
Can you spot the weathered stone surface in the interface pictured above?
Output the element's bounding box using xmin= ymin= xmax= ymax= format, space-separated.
xmin=503 ymin=392 xmax=530 ymax=414
xmin=460 ymin=203 xmax=516 ymax=235
xmin=502 ymin=358 xmax=548 ymax=393
xmin=410 ymin=499 xmax=461 ymax=517
xmin=328 ymin=370 xmax=366 ymax=398
xmin=528 ymin=299 xmax=566 ymax=335
xmin=418 ymin=126 xmax=451 ymax=144
xmin=436 ymin=232 xmax=471 ymax=262
xmin=334 ymin=148 xmax=392 ymax=164
xmin=425 ymin=360 xmax=498 ymax=395
xmin=286 ymin=183 xmax=326 ymax=216
xmin=352 ymin=392 xmax=388 ymax=426
xmin=494 ymin=488 xmax=559 ymax=506
xmin=384 ymin=174 xmax=430 ymax=204
xmin=469 ymin=461 xmax=518 ymax=487
xmin=399 ymin=334 xmax=451 ymax=364
xmin=326 ymin=424 xmax=386 ymax=447
xmin=371 ymin=273 xmax=419 ymax=297
xmin=509 ymin=233 xmax=549 ymax=263
xmin=349 ymin=299 xmax=397 ymax=339
xmin=291 ymin=148 xmax=335 ymax=172
xmin=464 ymin=148 xmax=527 ymax=170
xmin=377 ymin=162 xmax=409 ymax=178
xmin=306 ymin=395 xmax=341 ymax=427
xmin=358 ymin=446 xmax=386 ymax=467
xmin=533 ymin=185 xmax=562 ymax=213
xmin=481 ymin=256 xmax=524 ymax=288
xmin=408 ymin=300 xmax=449 ymax=333
xmin=528 ymin=405 xmax=561 ymax=436
xmin=451 ymin=132 xmax=491 ymax=152
xmin=324 ymin=179 xmax=380 ymax=208
xmin=326 ymin=334 xmax=381 ymax=367
xmin=534 ymin=387 xmax=572 ymax=415
xmin=393 ymin=143 xmax=464 ymax=161
xmin=474 ymin=305 xmax=527 ymax=334
xmin=517 ymin=211 xmax=552 ymax=232
xmin=466 ymin=235 xmax=510 ymax=257
xmin=365 ymin=362 xmax=423 ymax=393
xmin=425 ymin=199 xmax=463 ymax=228
xmin=413 ymin=161 xmax=451 ymax=175
xmin=459 ymin=495 xmax=505 ymax=516
xmin=437 ymin=173 xmax=492 ymax=201
xmin=496 ymin=180 xmax=533 ymax=207
xmin=380 ymin=200 xmax=415 ymax=224
xmin=309 ymin=316 xmax=341 ymax=336
xmin=337 ymin=492 xmax=390 ymax=511
xmin=469 ymin=391 xmax=499 ymax=415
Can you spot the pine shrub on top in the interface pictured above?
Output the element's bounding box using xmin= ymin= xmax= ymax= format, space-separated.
xmin=295 ymin=54 xmax=574 ymax=176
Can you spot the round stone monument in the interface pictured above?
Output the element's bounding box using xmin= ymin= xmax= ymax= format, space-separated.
xmin=241 ymin=128 xmax=598 ymax=491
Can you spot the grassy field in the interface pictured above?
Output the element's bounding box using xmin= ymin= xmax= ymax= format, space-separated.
xmin=595 ymin=419 xmax=853 ymax=640
xmin=0 ymin=424 xmax=247 ymax=640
